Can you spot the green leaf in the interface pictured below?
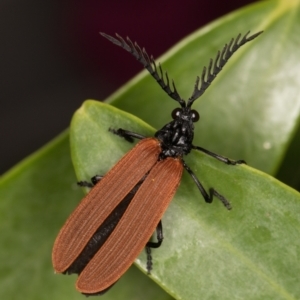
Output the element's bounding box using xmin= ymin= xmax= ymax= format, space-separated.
xmin=1 ymin=0 xmax=300 ymax=299
xmin=71 ymin=100 xmax=300 ymax=300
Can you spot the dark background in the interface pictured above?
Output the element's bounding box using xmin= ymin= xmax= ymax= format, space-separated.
xmin=0 ymin=0 xmax=256 ymax=174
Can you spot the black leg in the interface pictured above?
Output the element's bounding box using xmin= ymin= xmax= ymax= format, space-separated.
xmin=145 ymin=220 xmax=163 ymax=274
xmin=183 ymin=161 xmax=232 ymax=210
xmin=146 ymin=220 xmax=163 ymax=248
xmin=109 ymin=128 xmax=146 ymax=143
xmin=77 ymin=175 xmax=103 ymax=188
xmin=192 ymin=145 xmax=246 ymax=165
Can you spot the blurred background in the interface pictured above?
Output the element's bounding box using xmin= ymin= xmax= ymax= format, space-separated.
xmin=0 ymin=0 xmax=256 ymax=174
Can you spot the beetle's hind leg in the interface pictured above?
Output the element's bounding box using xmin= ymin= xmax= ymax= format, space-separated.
xmin=145 ymin=220 xmax=163 ymax=274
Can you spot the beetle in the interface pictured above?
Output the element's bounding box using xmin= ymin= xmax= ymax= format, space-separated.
xmin=52 ymin=30 xmax=262 ymax=295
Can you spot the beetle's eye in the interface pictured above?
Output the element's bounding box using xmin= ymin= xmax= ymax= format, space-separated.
xmin=171 ymin=108 xmax=182 ymax=119
xmin=191 ymin=110 xmax=200 ymax=122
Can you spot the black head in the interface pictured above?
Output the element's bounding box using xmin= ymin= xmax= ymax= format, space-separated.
xmin=100 ymin=31 xmax=263 ymax=158
xmin=154 ymin=103 xmax=200 ymax=158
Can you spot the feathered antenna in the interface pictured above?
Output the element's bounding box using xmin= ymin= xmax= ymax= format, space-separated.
xmin=187 ymin=31 xmax=263 ymax=107
xmin=100 ymin=32 xmax=185 ymax=107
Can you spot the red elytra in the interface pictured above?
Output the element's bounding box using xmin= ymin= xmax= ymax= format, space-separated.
xmin=52 ymin=138 xmax=183 ymax=294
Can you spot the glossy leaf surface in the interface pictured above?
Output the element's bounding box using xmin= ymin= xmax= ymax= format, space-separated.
xmin=1 ymin=0 xmax=300 ymax=299
xmin=71 ymin=101 xmax=300 ymax=300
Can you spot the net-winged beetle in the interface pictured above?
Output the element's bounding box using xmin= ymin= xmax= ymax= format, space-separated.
xmin=52 ymin=30 xmax=262 ymax=295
